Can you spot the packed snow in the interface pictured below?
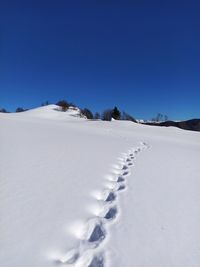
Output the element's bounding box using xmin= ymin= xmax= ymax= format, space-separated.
xmin=0 ymin=105 xmax=200 ymax=267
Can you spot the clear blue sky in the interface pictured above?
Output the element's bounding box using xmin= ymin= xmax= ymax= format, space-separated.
xmin=0 ymin=0 xmax=200 ymax=120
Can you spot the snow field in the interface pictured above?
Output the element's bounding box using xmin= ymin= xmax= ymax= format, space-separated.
xmin=57 ymin=143 xmax=148 ymax=267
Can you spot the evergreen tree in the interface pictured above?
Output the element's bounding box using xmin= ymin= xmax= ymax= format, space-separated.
xmin=112 ymin=106 xmax=121 ymax=120
xmin=0 ymin=108 xmax=8 ymax=113
xmin=16 ymin=107 xmax=25 ymax=112
xmin=102 ymin=109 xmax=113 ymax=121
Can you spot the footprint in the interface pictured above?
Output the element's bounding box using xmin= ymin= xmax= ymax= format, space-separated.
xmin=84 ymin=218 xmax=106 ymax=246
xmin=118 ymin=184 xmax=126 ymax=191
xmin=104 ymin=207 xmax=117 ymax=220
xmin=122 ymin=171 xmax=129 ymax=176
xmin=92 ymin=190 xmax=116 ymax=202
xmin=126 ymin=158 xmax=131 ymax=162
xmin=88 ymin=254 xmax=104 ymax=267
xmin=76 ymin=252 xmax=104 ymax=267
xmin=128 ymin=163 xmax=133 ymax=166
xmin=117 ymin=176 xmax=125 ymax=182
xmin=88 ymin=225 xmax=105 ymax=244
xmin=105 ymin=191 xmax=116 ymax=202
xmin=122 ymin=165 xmax=128 ymax=170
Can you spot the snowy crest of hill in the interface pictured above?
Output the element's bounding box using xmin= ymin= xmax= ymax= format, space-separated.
xmin=16 ymin=104 xmax=87 ymax=120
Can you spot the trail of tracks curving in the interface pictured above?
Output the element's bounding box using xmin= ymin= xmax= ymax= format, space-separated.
xmin=57 ymin=142 xmax=148 ymax=267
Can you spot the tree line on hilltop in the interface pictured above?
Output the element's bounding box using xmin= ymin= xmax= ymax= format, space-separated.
xmin=56 ymin=99 xmax=137 ymax=122
xmin=0 ymin=99 xmax=169 ymax=123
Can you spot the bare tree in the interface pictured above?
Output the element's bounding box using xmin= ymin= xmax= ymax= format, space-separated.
xmin=155 ymin=113 xmax=163 ymax=122
xmin=56 ymin=100 xmax=69 ymax=111
xmin=94 ymin=112 xmax=100 ymax=120
xmin=164 ymin=115 xmax=168 ymax=121
xmin=81 ymin=108 xmax=93 ymax=119
xmin=102 ymin=109 xmax=113 ymax=121
xmin=121 ymin=111 xmax=137 ymax=122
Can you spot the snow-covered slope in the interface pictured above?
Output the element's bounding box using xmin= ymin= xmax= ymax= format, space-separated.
xmin=4 ymin=104 xmax=85 ymax=120
xmin=0 ymin=105 xmax=200 ymax=267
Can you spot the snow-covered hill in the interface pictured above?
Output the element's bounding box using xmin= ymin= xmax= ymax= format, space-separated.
xmin=0 ymin=104 xmax=85 ymax=120
xmin=1 ymin=105 xmax=200 ymax=267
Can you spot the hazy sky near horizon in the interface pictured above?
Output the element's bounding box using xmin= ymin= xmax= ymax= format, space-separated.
xmin=0 ymin=0 xmax=200 ymax=120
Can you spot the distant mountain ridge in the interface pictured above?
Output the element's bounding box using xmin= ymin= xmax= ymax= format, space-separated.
xmin=143 ymin=119 xmax=200 ymax=132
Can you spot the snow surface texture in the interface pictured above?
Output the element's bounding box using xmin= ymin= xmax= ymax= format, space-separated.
xmin=0 ymin=105 xmax=200 ymax=267
xmin=58 ymin=143 xmax=147 ymax=267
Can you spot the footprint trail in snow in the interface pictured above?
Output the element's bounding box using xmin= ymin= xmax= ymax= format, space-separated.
xmin=57 ymin=142 xmax=148 ymax=267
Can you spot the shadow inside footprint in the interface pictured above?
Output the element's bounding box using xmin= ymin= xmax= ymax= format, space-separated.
xmin=118 ymin=184 xmax=126 ymax=191
xmin=88 ymin=255 xmax=104 ymax=267
xmin=104 ymin=207 xmax=117 ymax=220
xmin=122 ymin=165 xmax=128 ymax=170
xmin=128 ymin=163 xmax=133 ymax=166
xmin=105 ymin=192 xmax=116 ymax=202
xmin=122 ymin=171 xmax=129 ymax=176
xmin=88 ymin=224 xmax=105 ymax=243
xmin=117 ymin=176 xmax=125 ymax=182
